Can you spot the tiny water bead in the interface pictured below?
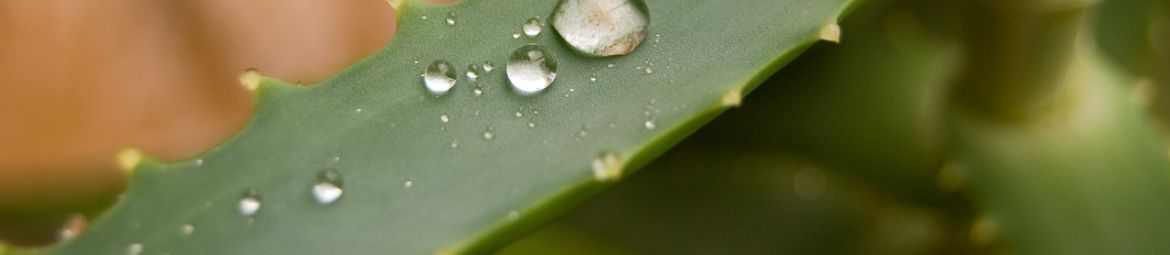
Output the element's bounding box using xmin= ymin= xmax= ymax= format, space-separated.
xmin=440 ymin=114 xmax=450 ymax=123
xmin=466 ymin=64 xmax=483 ymax=81
xmin=423 ymin=60 xmax=457 ymax=95
xmin=312 ymin=169 xmax=344 ymax=205
xmin=127 ymin=243 xmax=143 ymax=255
xmin=446 ymin=12 xmax=456 ymax=26
xmin=507 ymin=45 xmax=558 ymax=95
xmin=180 ymin=224 xmax=195 ymax=236
xmin=483 ymin=61 xmax=495 ymax=72
xmin=403 ymin=180 xmax=414 ymax=189
xmin=238 ymin=190 xmax=261 ymax=217
xmin=550 ymin=0 xmax=650 ymax=56
xmin=643 ymin=119 xmax=656 ymax=130
xmin=523 ymin=17 xmax=543 ymax=37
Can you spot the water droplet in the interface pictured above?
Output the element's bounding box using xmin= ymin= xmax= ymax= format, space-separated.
xmin=550 ymin=0 xmax=650 ymax=56
xmin=483 ymin=61 xmax=495 ymax=72
xmin=512 ymin=30 xmax=521 ymax=39
xmin=644 ymin=67 xmax=653 ymax=74
xmin=643 ymin=119 xmax=656 ymax=130
xmin=127 ymin=243 xmax=143 ymax=255
xmin=507 ymin=45 xmax=558 ymax=94
xmin=355 ymin=108 xmax=363 ymax=113
xmin=473 ymin=86 xmax=483 ymax=97
xmin=523 ymin=17 xmax=542 ymax=37
xmin=451 ymin=140 xmax=459 ymax=148
xmin=194 ymin=159 xmax=204 ymax=167
xmin=794 ymin=168 xmax=827 ymax=200
xmin=515 ymin=111 xmax=524 ymax=117
xmin=421 ymin=15 xmax=428 ymax=20
xmin=528 ymin=122 xmax=536 ymax=128
xmin=482 ymin=128 xmax=496 ymax=140
xmin=466 ymin=64 xmax=482 ymax=81
xmin=440 ymin=114 xmax=450 ymax=123
xmin=607 ymin=63 xmax=615 ymax=68
xmin=180 ymin=224 xmax=195 ymax=236
xmin=589 ymin=74 xmax=597 ymax=82
xmin=446 ymin=12 xmax=456 ymax=26
xmin=508 ymin=211 xmax=520 ymax=220
xmin=312 ymin=169 xmax=344 ymax=205
xmin=423 ymin=60 xmax=457 ymax=95
xmin=238 ymin=190 xmax=261 ymax=217
xmin=591 ymin=151 xmax=623 ymax=182
xmin=403 ymin=180 xmax=414 ymax=189
xmin=332 ymin=156 xmax=341 ymax=162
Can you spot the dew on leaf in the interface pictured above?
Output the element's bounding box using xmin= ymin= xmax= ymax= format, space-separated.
xmin=312 ymin=169 xmax=344 ymax=205
xmin=550 ymin=0 xmax=650 ymax=56
xmin=523 ymin=17 xmax=543 ymax=37
xmin=423 ymin=60 xmax=457 ymax=95
xmin=507 ymin=45 xmax=558 ymax=94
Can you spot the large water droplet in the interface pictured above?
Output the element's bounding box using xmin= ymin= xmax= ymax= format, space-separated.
xmin=550 ymin=0 xmax=650 ymax=56
xmin=523 ymin=17 xmax=543 ymax=37
xmin=238 ymin=190 xmax=261 ymax=217
xmin=507 ymin=45 xmax=558 ymax=94
xmin=423 ymin=60 xmax=457 ymax=95
xmin=313 ymin=169 xmax=344 ymax=205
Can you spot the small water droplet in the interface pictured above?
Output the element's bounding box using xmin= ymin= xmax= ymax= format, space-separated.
xmin=127 ymin=243 xmax=143 ymax=255
xmin=440 ymin=114 xmax=450 ymax=123
xmin=451 ymin=140 xmax=459 ymax=148
xmin=523 ymin=17 xmax=542 ymax=37
xmin=483 ymin=61 xmax=495 ymax=72
xmin=528 ymin=122 xmax=536 ymax=128
xmin=589 ymin=74 xmax=597 ymax=82
xmin=355 ymin=108 xmax=363 ymax=113
xmin=333 ymin=156 xmax=341 ymax=162
xmin=508 ymin=211 xmax=520 ymax=220
xmin=644 ymin=67 xmax=653 ymax=74
xmin=550 ymin=0 xmax=650 ymax=56
xmin=238 ymin=190 xmax=261 ymax=217
xmin=466 ymin=64 xmax=482 ymax=81
xmin=507 ymin=45 xmax=558 ymax=95
xmin=607 ymin=63 xmax=615 ymax=68
xmin=473 ymin=87 xmax=483 ymax=97
xmin=180 ymin=224 xmax=195 ymax=236
xmin=591 ymin=151 xmax=624 ymax=182
xmin=483 ymin=127 xmax=496 ymax=140
xmin=404 ymin=180 xmax=414 ymax=188
xmin=194 ymin=159 xmax=204 ymax=166
xmin=446 ymin=12 xmax=456 ymax=26
xmin=312 ymin=169 xmax=344 ymax=205
xmin=515 ymin=111 xmax=524 ymax=117
xmin=423 ymin=60 xmax=457 ymax=95
xmin=512 ymin=30 xmax=521 ymax=39
xmin=644 ymin=120 xmax=656 ymax=130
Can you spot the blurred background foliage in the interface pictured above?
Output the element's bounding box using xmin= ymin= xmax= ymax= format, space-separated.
xmin=2 ymin=0 xmax=1169 ymax=253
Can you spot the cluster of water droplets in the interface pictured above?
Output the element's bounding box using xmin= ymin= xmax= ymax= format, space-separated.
xmin=141 ymin=3 xmax=655 ymax=244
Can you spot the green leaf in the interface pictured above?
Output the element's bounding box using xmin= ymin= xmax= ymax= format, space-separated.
xmin=48 ymin=0 xmax=858 ymax=254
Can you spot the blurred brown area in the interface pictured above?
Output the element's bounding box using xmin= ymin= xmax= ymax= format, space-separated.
xmin=0 ymin=0 xmax=396 ymax=246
